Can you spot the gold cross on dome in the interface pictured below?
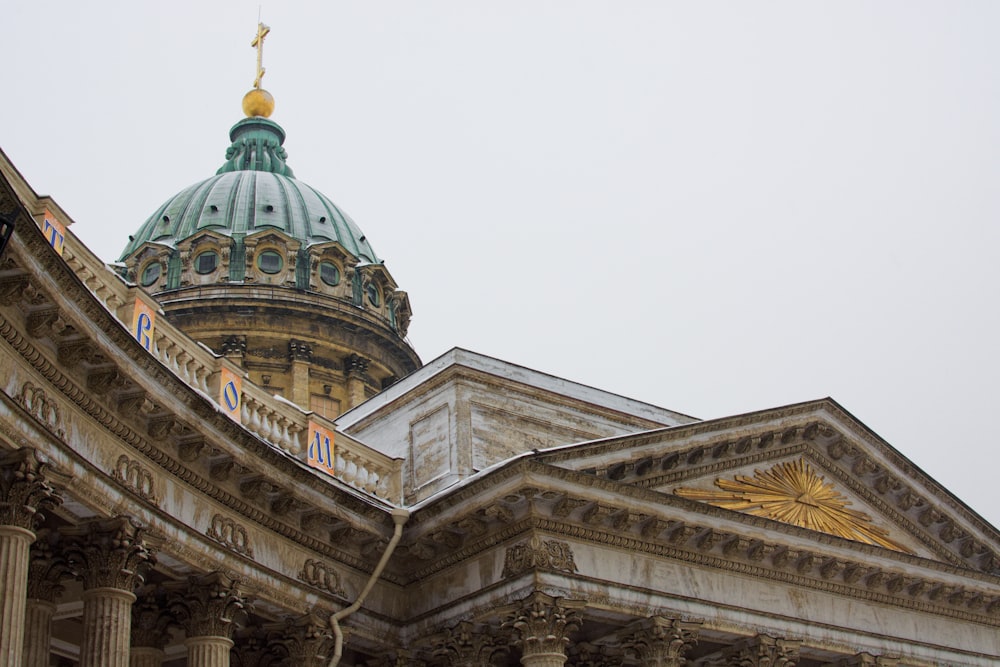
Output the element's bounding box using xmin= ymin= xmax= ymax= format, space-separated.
xmin=251 ymin=22 xmax=271 ymax=89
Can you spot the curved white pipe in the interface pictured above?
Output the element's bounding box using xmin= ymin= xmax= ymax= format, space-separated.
xmin=328 ymin=507 xmax=409 ymax=667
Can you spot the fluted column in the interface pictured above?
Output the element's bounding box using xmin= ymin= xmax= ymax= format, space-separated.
xmin=23 ymin=529 xmax=72 ymax=667
xmin=168 ymin=571 xmax=247 ymax=667
xmin=0 ymin=448 xmax=64 ymax=667
xmin=619 ymin=616 xmax=702 ymax=667
xmin=0 ymin=525 xmax=32 ymax=665
xmin=23 ymin=599 xmax=57 ymax=667
xmin=63 ymin=517 xmax=155 ymax=667
xmin=186 ymin=636 xmax=235 ymax=667
xmin=504 ymin=591 xmax=584 ymax=667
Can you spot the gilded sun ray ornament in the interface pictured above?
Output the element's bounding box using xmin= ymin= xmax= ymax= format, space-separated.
xmin=674 ymin=459 xmax=913 ymax=554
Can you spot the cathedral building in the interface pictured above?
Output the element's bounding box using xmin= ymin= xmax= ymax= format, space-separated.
xmin=1 ymin=27 xmax=999 ymax=667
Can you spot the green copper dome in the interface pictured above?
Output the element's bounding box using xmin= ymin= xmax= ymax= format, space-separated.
xmin=119 ymin=117 xmax=379 ymax=263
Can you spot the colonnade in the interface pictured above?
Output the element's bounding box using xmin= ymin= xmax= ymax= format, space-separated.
xmin=0 ymin=448 xmax=902 ymax=667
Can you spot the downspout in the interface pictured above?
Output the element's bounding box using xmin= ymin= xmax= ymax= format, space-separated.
xmin=327 ymin=507 xmax=410 ymax=667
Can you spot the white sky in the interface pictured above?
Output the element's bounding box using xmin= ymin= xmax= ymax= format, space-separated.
xmin=3 ymin=2 xmax=999 ymax=529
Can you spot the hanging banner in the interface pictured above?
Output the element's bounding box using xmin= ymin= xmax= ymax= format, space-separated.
xmin=131 ymin=298 xmax=156 ymax=352
xmin=218 ymin=367 xmax=242 ymax=422
xmin=40 ymin=209 xmax=66 ymax=256
xmin=308 ymin=420 xmax=336 ymax=476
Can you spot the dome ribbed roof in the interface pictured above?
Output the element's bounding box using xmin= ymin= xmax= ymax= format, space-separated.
xmin=119 ymin=117 xmax=379 ymax=263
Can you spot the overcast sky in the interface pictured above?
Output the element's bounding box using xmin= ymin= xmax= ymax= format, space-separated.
xmin=3 ymin=2 xmax=999 ymax=528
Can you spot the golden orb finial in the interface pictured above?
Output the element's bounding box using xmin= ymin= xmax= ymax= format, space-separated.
xmin=243 ymin=22 xmax=275 ymax=118
xmin=243 ymin=89 xmax=275 ymax=118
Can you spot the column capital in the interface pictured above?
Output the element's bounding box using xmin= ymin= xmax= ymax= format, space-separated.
xmin=618 ymin=616 xmax=702 ymax=667
xmin=428 ymin=619 xmax=510 ymax=666
xmin=132 ymin=588 xmax=177 ymax=650
xmin=269 ymin=613 xmax=334 ymax=667
xmin=62 ymin=516 xmax=155 ymax=591
xmin=722 ymin=634 xmax=801 ymax=667
xmin=0 ymin=448 xmax=66 ymax=530
xmin=168 ymin=571 xmax=248 ymax=639
xmin=503 ymin=591 xmax=585 ymax=661
xmin=26 ymin=528 xmax=72 ymax=602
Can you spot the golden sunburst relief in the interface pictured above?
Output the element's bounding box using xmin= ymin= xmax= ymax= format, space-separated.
xmin=674 ymin=459 xmax=913 ymax=553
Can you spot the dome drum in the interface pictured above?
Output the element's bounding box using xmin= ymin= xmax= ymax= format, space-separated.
xmin=119 ymin=114 xmax=420 ymax=418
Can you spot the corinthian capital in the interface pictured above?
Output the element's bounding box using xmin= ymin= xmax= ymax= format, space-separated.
xmin=619 ymin=616 xmax=702 ymax=667
xmin=62 ymin=516 xmax=155 ymax=591
xmin=26 ymin=528 xmax=72 ymax=602
xmin=0 ymin=448 xmax=66 ymax=529
xmin=503 ymin=591 xmax=585 ymax=658
xmin=168 ymin=571 xmax=248 ymax=639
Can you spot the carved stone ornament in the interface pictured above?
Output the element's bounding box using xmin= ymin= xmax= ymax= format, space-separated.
xmin=62 ymin=516 xmax=155 ymax=591
xmin=167 ymin=571 xmax=248 ymax=639
xmin=131 ymin=588 xmax=177 ymax=649
xmin=427 ymin=620 xmax=510 ymax=666
xmin=0 ymin=447 xmax=65 ymax=529
xmin=618 ymin=616 xmax=702 ymax=667
xmin=26 ymin=528 xmax=72 ymax=602
xmin=113 ymin=454 xmax=159 ymax=505
xmin=502 ymin=535 xmax=579 ymax=578
xmin=503 ymin=591 xmax=585 ymax=659
xmin=719 ymin=634 xmax=801 ymax=667
xmin=675 ymin=458 xmax=913 ymax=553
xmin=821 ymin=653 xmax=900 ymax=667
xmin=14 ymin=381 xmax=64 ymax=437
xmin=207 ymin=514 xmax=254 ymax=558
xmin=298 ymin=558 xmax=347 ymax=597
xmin=269 ymin=613 xmax=335 ymax=667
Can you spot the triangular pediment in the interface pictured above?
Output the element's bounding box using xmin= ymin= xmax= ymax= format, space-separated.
xmin=534 ymin=399 xmax=1000 ymax=574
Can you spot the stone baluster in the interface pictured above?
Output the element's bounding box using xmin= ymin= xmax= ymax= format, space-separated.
xmin=62 ymin=516 xmax=155 ymax=667
xmin=504 ymin=591 xmax=585 ymax=667
xmin=270 ymin=613 xmax=335 ymax=667
xmin=0 ymin=448 xmax=64 ymax=667
xmin=131 ymin=588 xmax=176 ymax=667
xmin=618 ymin=616 xmax=702 ymax=667
xmin=168 ymin=571 xmax=247 ymax=667
xmin=23 ymin=529 xmax=72 ymax=667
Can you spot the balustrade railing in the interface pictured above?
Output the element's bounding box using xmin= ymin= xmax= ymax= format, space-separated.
xmin=58 ymin=226 xmax=402 ymax=503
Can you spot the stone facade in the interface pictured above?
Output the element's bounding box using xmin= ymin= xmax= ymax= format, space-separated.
xmin=1 ymin=135 xmax=999 ymax=667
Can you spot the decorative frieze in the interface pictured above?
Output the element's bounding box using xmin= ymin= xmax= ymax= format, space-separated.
xmin=113 ymin=454 xmax=159 ymax=505
xmin=502 ymin=535 xmax=578 ymax=578
xmin=207 ymin=514 xmax=254 ymax=558
xmin=298 ymin=558 xmax=346 ymax=597
xmin=14 ymin=382 xmax=64 ymax=437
